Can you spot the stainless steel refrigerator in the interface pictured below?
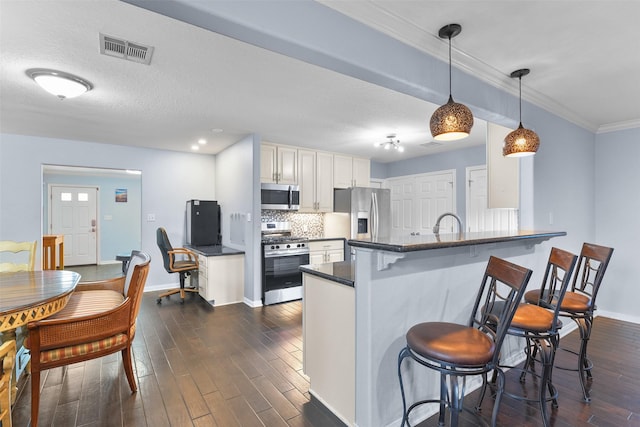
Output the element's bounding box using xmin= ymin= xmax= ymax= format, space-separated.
xmin=334 ymin=187 xmax=391 ymax=240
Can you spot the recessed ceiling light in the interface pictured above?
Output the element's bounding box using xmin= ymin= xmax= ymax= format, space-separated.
xmin=198 ymin=139 xmax=207 ymax=145
xmin=191 ymin=144 xmax=199 ymax=151
xmin=27 ymin=68 xmax=93 ymax=100
xmin=211 ymin=128 xmax=223 ymax=133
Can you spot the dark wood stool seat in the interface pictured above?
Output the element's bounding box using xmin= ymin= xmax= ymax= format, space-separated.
xmin=397 ymin=256 xmax=533 ymax=427
xmin=525 ymin=243 xmax=613 ymax=403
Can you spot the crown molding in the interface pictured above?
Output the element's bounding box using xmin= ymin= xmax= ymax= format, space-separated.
xmin=319 ymin=1 xmax=599 ymax=133
xmin=597 ymin=118 xmax=640 ymax=134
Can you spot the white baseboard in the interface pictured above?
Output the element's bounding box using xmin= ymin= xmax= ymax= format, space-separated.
xmin=597 ymin=310 xmax=640 ymax=325
xmin=244 ymin=297 xmax=262 ymax=308
xmin=143 ymin=283 xmax=176 ymax=293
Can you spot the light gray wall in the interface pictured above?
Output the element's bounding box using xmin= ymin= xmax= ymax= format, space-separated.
xmin=124 ymin=0 xmax=630 ymax=320
xmin=377 ymin=145 xmax=486 ymax=227
xmin=595 ymin=127 xmax=640 ymax=322
xmin=43 ymin=171 xmax=141 ymax=262
xmin=215 ymin=134 xmax=262 ymax=305
xmin=0 ymin=133 xmax=216 ymax=289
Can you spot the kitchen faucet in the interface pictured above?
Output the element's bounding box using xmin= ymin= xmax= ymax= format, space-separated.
xmin=432 ymin=212 xmax=463 ymax=234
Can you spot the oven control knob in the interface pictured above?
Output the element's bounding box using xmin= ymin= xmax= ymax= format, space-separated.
xmin=270 ymin=245 xmax=276 ymax=250
xmin=299 ymin=243 xmax=305 ymax=248
xmin=286 ymin=244 xmax=291 ymax=248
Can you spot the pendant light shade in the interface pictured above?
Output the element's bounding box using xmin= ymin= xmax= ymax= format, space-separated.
xmin=503 ymin=68 xmax=540 ymax=157
xmin=430 ymin=95 xmax=474 ymax=141
xmin=27 ymin=68 xmax=93 ymax=100
xmin=430 ymin=24 xmax=473 ymax=141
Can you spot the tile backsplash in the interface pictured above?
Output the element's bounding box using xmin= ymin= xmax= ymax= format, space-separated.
xmin=261 ymin=210 xmax=324 ymax=238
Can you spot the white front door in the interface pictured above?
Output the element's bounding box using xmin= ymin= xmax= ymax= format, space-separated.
xmin=50 ymin=185 xmax=98 ymax=266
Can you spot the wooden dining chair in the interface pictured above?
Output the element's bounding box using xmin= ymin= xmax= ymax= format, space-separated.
xmin=0 ymin=240 xmax=36 ymax=272
xmin=0 ymin=340 xmax=17 ymax=427
xmin=0 ymin=240 xmax=37 ymax=396
xmin=26 ymin=251 xmax=151 ymax=427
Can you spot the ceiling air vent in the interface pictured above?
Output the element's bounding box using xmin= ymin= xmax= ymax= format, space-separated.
xmin=99 ymin=33 xmax=154 ymax=65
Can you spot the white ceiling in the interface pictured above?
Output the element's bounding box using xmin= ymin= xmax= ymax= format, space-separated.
xmin=1 ymin=1 xmax=638 ymax=164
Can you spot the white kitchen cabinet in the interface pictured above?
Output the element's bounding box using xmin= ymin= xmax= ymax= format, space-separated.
xmin=487 ymin=122 xmax=519 ymax=208
xmin=197 ymin=253 xmax=245 ymax=306
xmin=309 ymin=239 xmax=344 ymax=264
xmin=298 ymin=149 xmax=334 ymax=212
xmin=302 ymin=273 xmax=355 ymax=425
xmin=333 ymin=154 xmax=370 ymax=188
xmin=261 ymin=143 xmax=298 ymax=184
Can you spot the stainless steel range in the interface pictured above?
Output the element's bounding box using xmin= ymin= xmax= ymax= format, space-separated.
xmin=262 ymin=222 xmax=309 ymax=305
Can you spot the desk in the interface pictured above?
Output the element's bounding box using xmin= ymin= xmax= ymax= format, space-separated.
xmin=0 ymin=270 xmax=80 ymax=407
xmin=42 ymin=234 xmax=64 ymax=270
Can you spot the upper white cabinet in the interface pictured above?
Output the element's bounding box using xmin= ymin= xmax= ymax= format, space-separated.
xmin=334 ymin=155 xmax=370 ymax=188
xmin=486 ymin=123 xmax=519 ymax=209
xmin=298 ymin=149 xmax=334 ymax=212
xmin=261 ymin=143 xmax=298 ymax=184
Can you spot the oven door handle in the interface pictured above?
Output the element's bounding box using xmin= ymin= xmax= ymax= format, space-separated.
xmin=264 ymin=251 xmax=310 ymax=258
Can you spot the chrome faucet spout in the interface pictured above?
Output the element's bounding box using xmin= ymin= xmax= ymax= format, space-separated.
xmin=433 ymin=212 xmax=463 ymax=234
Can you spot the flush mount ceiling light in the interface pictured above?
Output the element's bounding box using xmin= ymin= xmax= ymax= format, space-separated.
xmin=376 ymin=134 xmax=404 ymax=152
xmin=503 ymin=68 xmax=540 ymax=157
xmin=429 ymin=24 xmax=474 ymax=141
xmin=26 ymin=68 xmax=93 ymax=100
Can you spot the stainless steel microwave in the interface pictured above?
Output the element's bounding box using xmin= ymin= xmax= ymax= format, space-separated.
xmin=261 ymin=183 xmax=300 ymax=210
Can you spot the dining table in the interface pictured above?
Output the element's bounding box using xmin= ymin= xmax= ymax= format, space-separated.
xmin=0 ymin=270 xmax=80 ymax=410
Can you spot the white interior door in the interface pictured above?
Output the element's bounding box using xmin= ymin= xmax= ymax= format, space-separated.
xmin=389 ymin=177 xmax=414 ymax=237
xmin=388 ymin=170 xmax=455 ymax=237
xmin=415 ymin=171 xmax=455 ymax=235
xmin=466 ymin=166 xmax=519 ymax=232
xmin=50 ymin=185 xmax=98 ymax=266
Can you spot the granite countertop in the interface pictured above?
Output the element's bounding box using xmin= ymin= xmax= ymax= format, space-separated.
xmin=348 ymin=230 xmax=566 ymax=253
xmin=187 ymin=245 xmax=245 ymax=256
xmin=300 ymin=260 xmax=355 ymax=287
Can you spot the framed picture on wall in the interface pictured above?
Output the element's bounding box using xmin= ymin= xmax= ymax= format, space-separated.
xmin=115 ymin=188 xmax=128 ymax=203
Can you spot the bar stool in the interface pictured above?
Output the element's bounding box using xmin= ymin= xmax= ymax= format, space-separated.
xmin=479 ymin=247 xmax=577 ymax=427
xmin=525 ymin=242 xmax=613 ymax=402
xmin=397 ymin=256 xmax=533 ymax=427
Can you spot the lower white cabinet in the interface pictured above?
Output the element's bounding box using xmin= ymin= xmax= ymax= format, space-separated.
xmin=302 ymin=273 xmax=355 ymax=425
xmin=197 ymin=254 xmax=244 ymax=306
xmin=309 ymin=240 xmax=344 ymax=264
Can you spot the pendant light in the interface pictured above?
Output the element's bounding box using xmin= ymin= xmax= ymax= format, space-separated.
xmin=429 ymin=24 xmax=474 ymax=141
xmin=503 ymin=68 xmax=540 ymax=157
xmin=27 ymin=68 xmax=93 ymax=100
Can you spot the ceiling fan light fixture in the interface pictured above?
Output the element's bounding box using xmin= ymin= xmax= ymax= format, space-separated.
xmin=503 ymin=68 xmax=540 ymax=157
xmin=27 ymin=68 xmax=93 ymax=100
xmin=429 ymin=24 xmax=474 ymax=141
xmin=377 ymin=134 xmax=404 ymax=152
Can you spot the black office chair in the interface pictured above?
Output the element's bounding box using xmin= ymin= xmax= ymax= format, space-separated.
xmin=156 ymin=227 xmax=199 ymax=304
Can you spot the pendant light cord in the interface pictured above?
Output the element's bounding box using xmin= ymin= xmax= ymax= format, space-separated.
xmin=448 ymin=35 xmax=452 ymax=97
xmin=519 ymin=76 xmax=522 ymax=124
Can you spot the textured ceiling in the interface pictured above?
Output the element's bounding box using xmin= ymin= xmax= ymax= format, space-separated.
xmin=1 ymin=1 xmax=637 ymax=163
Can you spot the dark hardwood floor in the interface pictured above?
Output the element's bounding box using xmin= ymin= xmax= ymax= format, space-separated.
xmin=10 ymin=289 xmax=640 ymax=427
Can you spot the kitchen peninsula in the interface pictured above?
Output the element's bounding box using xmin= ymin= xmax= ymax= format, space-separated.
xmin=301 ymin=229 xmax=565 ymax=427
